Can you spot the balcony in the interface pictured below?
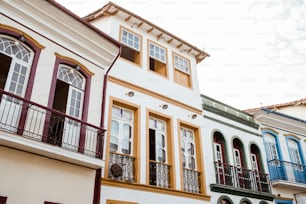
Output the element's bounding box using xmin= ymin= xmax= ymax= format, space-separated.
xmin=183 ymin=168 xmax=201 ymax=193
xmin=149 ymin=161 xmax=170 ymax=188
xmin=210 ymin=162 xmax=274 ymax=201
xmin=0 ymin=89 xmax=104 ymax=168
xmin=268 ymin=159 xmax=306 ymax=190
xmin=108 ymin=152 xmax=136 ymax=182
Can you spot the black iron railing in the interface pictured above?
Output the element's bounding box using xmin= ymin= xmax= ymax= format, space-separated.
xmin=268 ymin=159 xmax=306 ymax=184
xmin=108 ymin=152 xmax=136 ymax=182
xmin=183 ymin=168 xmax=201 ymax=193
xmin=214 ymin=162 xmax=271 ymax=193
xmin=149 ymin=161 xmax=170 ymax=188
xmin=0 ymin=89 xmax=104 ymax=158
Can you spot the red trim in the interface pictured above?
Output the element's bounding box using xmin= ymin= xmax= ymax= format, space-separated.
xmin=93 ymin=168 xmax=101 ymax=204
xmin=233 ymin=139 xmax=245 ymax=168
xmin=0 ymin=27 xmax=42 ymax=135
xmin=251 ymin=144 xmax=263 ymax=172
xmin=213 ymin=132 xmax=227 ymax=164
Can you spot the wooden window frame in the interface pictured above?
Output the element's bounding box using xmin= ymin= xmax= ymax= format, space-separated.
xmin=146 ymin=109 xmax=175 ymax=188
xmin=106 ymin=199 xmax=138 ymax=204
xmin=178 ymin=120 xmax=206 ymax=194
xmin=172 ymin=52 xmax=192 ymax=88
xmin=119 ymin=26 xmax=142 ymax=66
xmin=147 ymin=40 xmax=168 ymax=78
xmin=105 ymin=97 xmax=140 ymax=182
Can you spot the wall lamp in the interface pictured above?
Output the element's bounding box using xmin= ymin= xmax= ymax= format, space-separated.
xmin=18 ymin=35 xmax=26 ymax=43
xmin=160 ymin=104 xmax=168 ymax=109
xmin=126 ymin=91 xmax=135 ymax=97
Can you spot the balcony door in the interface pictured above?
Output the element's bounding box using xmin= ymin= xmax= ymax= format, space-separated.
xmin=0 ymin=36 xmax=33 ymax=131
xmin=264 ymin=133 xmax=286 ymax=180
xmin=149 ymin=117 xmax=169 ymax=188
xmin=288 ymin=139 xmax=304 ymax=183
xmin=50 ymin=65 xmax=85 ymax=150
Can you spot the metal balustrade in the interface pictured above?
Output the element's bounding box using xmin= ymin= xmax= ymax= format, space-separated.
xmin=214 ymin=162 xmax=271 ymax=193
xmin=0 ymin=89 xmax=104 ymax=158
xmin=108 ymin=152 xmax=136 ymax=182
xmin=149 ymin=161 xmax=171 ymax=188
xmin=268 ymin=159 xmax=306 ymax=184
xmin=183 ymin=168 xmax=201 ymax=193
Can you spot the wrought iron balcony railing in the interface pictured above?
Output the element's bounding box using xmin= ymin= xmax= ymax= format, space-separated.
xmin=183 ymin=168 xmax=201 ymax=193
xmin=108 ymin=152 xmax=136 ymax=182
xmin=214 ymin=162 xmax=271 ymax=193
xmin=0 ymin=89 xmax=104 ymax=158
xmin=149 ymin=161 xmax=171 ymax=188
xmin=268 ymin=159 xmax=306 ymax=184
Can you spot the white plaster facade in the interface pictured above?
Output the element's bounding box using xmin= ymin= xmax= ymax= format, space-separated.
xmin=0 ymin=0 xmax=120 ymax=203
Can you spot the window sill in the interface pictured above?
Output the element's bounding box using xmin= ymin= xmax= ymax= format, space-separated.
xmin=101 ymin=178 xmax=211 ymax=201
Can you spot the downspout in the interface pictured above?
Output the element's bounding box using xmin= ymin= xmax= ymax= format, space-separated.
xmin=93 ymin=46 xmax=121 ymax=204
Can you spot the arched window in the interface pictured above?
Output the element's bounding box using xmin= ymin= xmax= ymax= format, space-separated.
xmin=287 ymin=137 xmax=305 ymax=183
xmin=240 ymin=198 xmax=252 ymax=204
xmin=263 ymin=131 xmax=286 ymax=181
xmin=233 ymin=138 xmax=246 ymax=171
xmin=0 ymin=36 xmax=34 ymax=96
xmin=213 ymin=131 xmax=228 ymax=185
xmin=250 ymin=144 xmax=263 ymax=172
xmin=46 ymin=55 xmax=92 ymax=152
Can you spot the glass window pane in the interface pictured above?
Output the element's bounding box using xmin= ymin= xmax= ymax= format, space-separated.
xmin=111 ymin=120 xmax=119 ymax=136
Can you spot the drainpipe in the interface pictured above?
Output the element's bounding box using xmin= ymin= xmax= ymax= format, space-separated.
xmin=93 ymin=46 xmax=121 ymax=204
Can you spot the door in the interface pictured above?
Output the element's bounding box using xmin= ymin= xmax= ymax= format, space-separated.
xmin=264 ymin=134 xmax=286 ymax=180
xmin=288 ymin=140 xmax=304 ymax=183
xmin=214 ymin=143 xmax=225 ymax=184
xmin=149 ymin=117 xmax=168 ymax=187
xmin=0 ymin=37 xmax=33 ymax=132
xmin=50 ymin=65 xmax=85 ymax=151
xmin=62 ymin=86 xmax=83 ymax=151
xmin=251 ymin=153 xmax=260 ymax=190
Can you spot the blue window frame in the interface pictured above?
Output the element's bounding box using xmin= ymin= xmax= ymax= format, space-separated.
xmin=262 ymin=130 xmax=286 ymax=181
xmin=286 ymin=136 xmax=306 ymax=183
xmin=275 ymin=199 xmax=293 ymax=204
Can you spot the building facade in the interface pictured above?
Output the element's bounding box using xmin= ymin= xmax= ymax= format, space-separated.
xmin=247 ymin=100 xmax=306 ymax=204
xmin=84 ymin=2 xmax=212 ymax=204
xmin=202 ymin=95 xmax=274 ymax=204
xmin=0 ymin=0 xmax=120 ymax=203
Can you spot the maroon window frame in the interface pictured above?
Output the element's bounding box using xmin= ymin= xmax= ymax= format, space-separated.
xmin=0 ymin=26 xmax=42 ymax=135
xmin=45 ymin=56 xmax=92 ymax=152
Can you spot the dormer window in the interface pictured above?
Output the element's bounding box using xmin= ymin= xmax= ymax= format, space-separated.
xmin=120 ymin=27 xmax=141 ymax=65
xmin=148 ymin=41 xmax=167 ymax=77
xmin=173 ymin=53 xmax=191 ymax=88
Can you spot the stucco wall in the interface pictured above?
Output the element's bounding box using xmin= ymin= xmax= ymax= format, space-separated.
xmin=0 ymin=146 xmax=95 ymax=204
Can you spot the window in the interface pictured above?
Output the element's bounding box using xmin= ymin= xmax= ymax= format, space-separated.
xmin=179 ymin=124 xmax=203 ymax=194
xmin=107 ymin=100 xmax=139 ymax=182
xmin=0 ymin=35 xmax=35 ymax=132
xmin=120 ymin=28 xmax=141 ymax=65
xmin=173 ymin=53 xmax=191 ymax=87
xmin=110 ymin=105 xmax=134 ymax=155
xmin=264 ymin=133 xmax=280 ymax=166
xmin=148 ymin=42 xmax=167 ymax=77
xmin=48 ymin=65 xmax=85 ymax=150
xmin=147 ymin=112 xmax=173 ymax=188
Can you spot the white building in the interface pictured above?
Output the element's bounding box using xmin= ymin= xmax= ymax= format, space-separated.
xmin=83 ymin=2 xmax=211 ymax=204
xmin=246 ymin=99 xmax=306 ymax=204
xmin=202 ymin=95 xmax=274 ymax=204
xmin=0 ymin=0 xmax=120 ymax=203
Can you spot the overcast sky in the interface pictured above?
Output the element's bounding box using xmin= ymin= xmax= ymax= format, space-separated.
xmin=56 ymin=0 xmax=306 ymax=110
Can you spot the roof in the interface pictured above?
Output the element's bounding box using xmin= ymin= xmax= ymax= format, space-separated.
xmin=50 ymin=0 xmax=121 ymax=48
xmin=244 ymin=97 xmax=306 ymax=114
xmin=83 ymin=1 xmax=209 ymax=63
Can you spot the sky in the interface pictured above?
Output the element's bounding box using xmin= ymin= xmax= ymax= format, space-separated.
xmin=56 ymin=0 xmax=306 ymax=110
